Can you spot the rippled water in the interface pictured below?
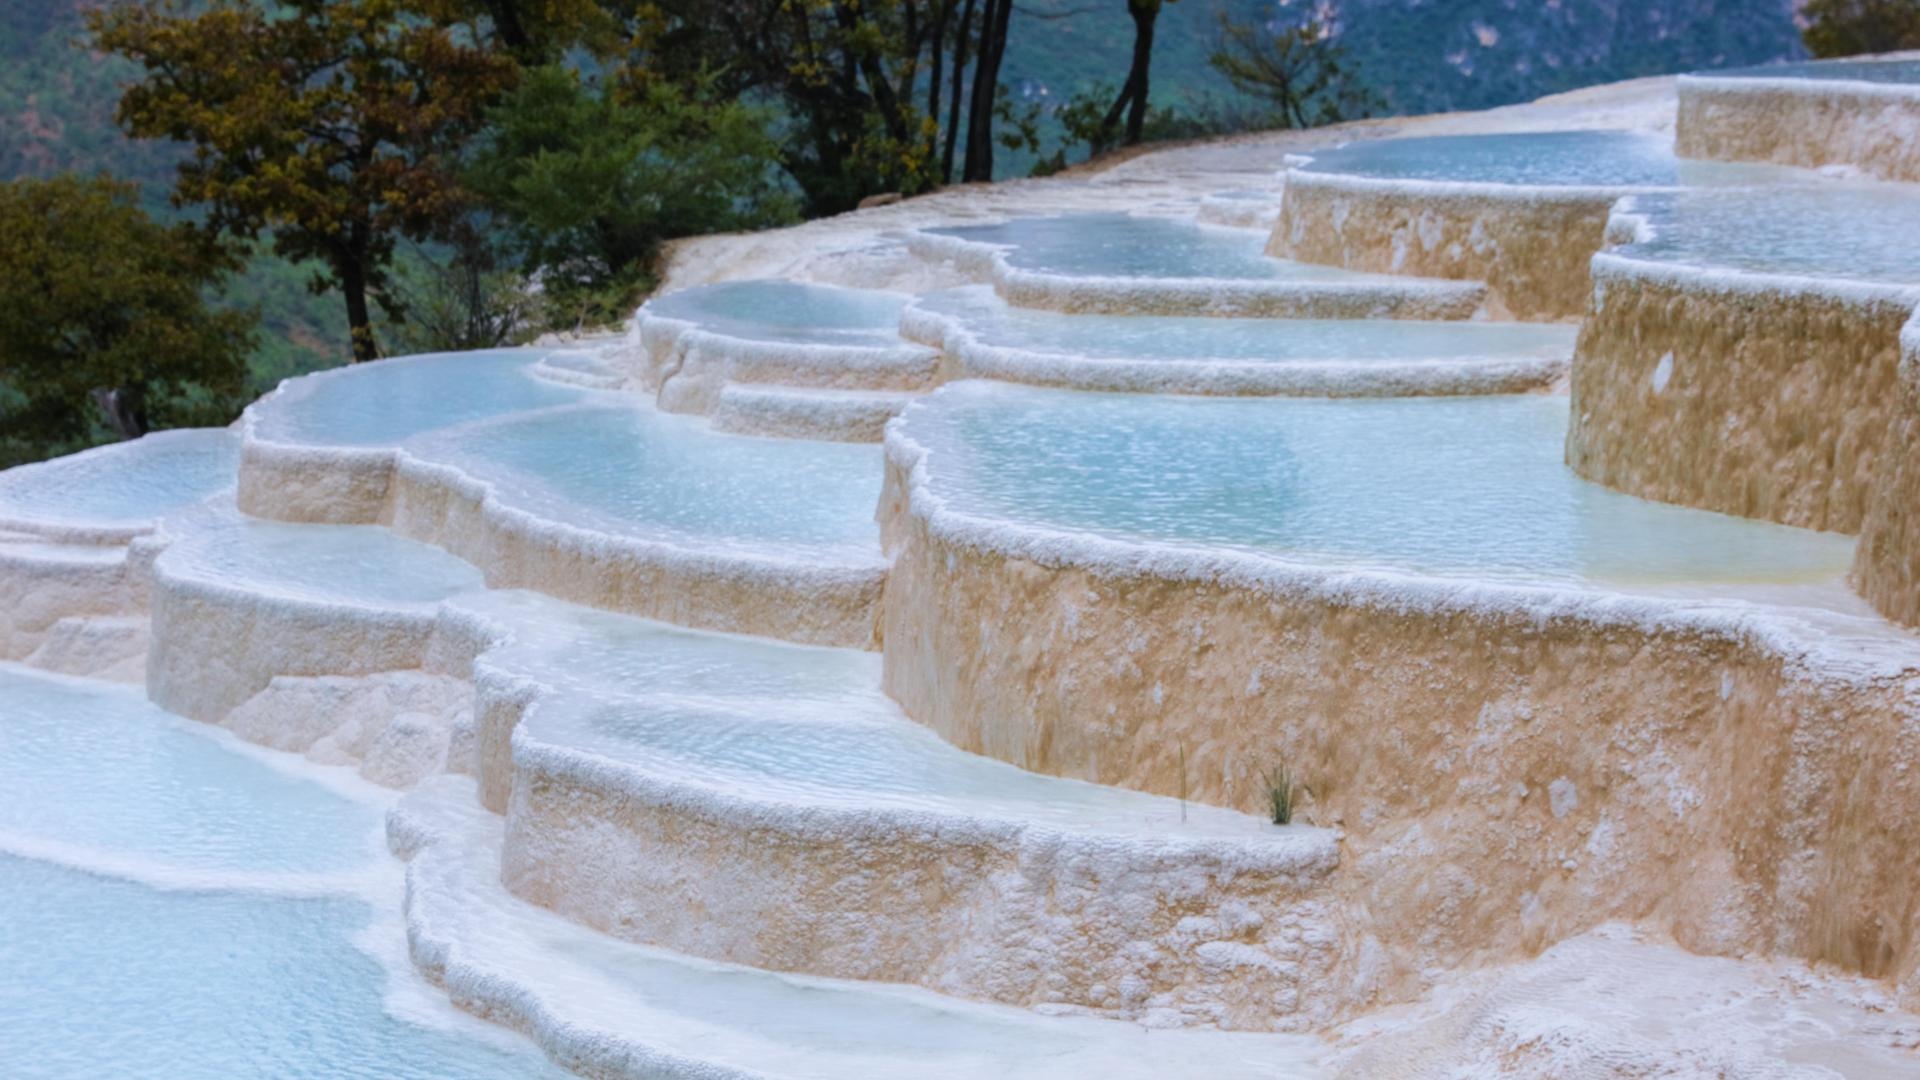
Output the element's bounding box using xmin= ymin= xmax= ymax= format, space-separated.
xmin=161 ymin=514 xmax=484 ymax=607
xmin=919 ymin=286 xmax=1575 ymax=362
xmin=1617 ymin=186 xmax=1920 ymax=284
xmin=646 ymin=280 xmax=912 ymax=345
xmin=0 ymin=430 xmax=238 ymax=528
xmin=925 ymin=213 xmax=1366 ymax=280
xmin=466 ymin=592 xmax=1278 ymax=835
xmin=901 ymin=383 xmax=1856 ymax=588
xmin=1294 ymin=130 xmax=1802 ymax=188
xmin=251 ymin=349 xmax=585 ymax=447
xmin=0 ymin=666 xmax=559 ymax=1077
xmin=416 ymin=403 xmax=883 ymax=559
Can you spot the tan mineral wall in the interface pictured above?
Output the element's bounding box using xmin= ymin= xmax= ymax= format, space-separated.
xmin=1854 ymin=317 xmax=1920 ymax=627
xmin=498 ymin=762 xmax=1361 ymax=1030
xmin=1271 ymin=176 xmax=1616 ymax=322
xmin=878 ymin=472 xmax=1920 ymax=1004
xmin=1677 ymin=77 xmax=1920 ymax=183
xmin=1567 ymin=261 xmax=1918 ymax=533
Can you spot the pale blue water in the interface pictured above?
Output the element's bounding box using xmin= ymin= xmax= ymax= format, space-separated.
xmin=252 ymin=349 xmax=584 ymax=446
xmin=1699 ymin=58 xmax=1920 ymax=85
xmin=1618 ymin=186 xmax=1920 ymax=283
xmin=162 ymin=516 xmax=484 ymax=608
xmin=416 ymin=403 xmax=882 ymax=559
xmin=918 ymin=287 xmax=1575 ymax=362
xmin=925 ymin=214 xmax=1363 ymax=280
xmin=463 ymin=593 xmax=1277 ymax=835
xmin=0 ymin=430 xmax=238 ymax=528
xmin=0 ymin=667 xmax=377 ymax=875
xmin=1294 ymin=131 xmax=1803 ymax=188
xmin=0 ymin=857 xmax=560 ymax=1079
xmin=646 ymin=280 xmax=911 ymax=345
xmin=900 ymin=383 xmax=1855 ymax=588
xmin=0 ymin=665 xmax=560 ymax=1077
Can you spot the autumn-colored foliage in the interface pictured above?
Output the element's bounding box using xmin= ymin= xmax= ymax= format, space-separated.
xmin=89 ymin=0 xmax=517 ymax=361
xmin=0 ymin=175 xmax=255 ymax=464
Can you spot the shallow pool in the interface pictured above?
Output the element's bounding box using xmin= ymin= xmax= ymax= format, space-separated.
xmin=1695 ymin=58 xmax=1920 ymax=85
xmin=249 ymin=349 xmax=587 ymax=448
xmin=0 ymin=429 xmax=239 ymax=532
xmin=924 ymin=213 xmax=1367 ymax=281
xmin=644 ymin=280 xmax=914 ymax=345
xmin=1292 ymin=130 xmax=1803 ymax=188
xmin=0 ymin=666 xmax=559 ymax=1078
xmin=917 ymin=286 xmax=1575 ymax=363
xmin=409 ymin=402 xmax=883 ymax=561
xmin=1612 ymin=185 xmax=1920 ymax=284
xmin=897 ymin=383 xmax=1856 ymax=588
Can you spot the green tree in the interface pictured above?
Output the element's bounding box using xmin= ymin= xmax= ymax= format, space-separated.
xmin=89 ymin=0 xmax=518 ymax=361
xmin=0 ymin=176 xmax=255 ymax=465
xmin=1801 ymin=0 xmax=1920 ymax=57
xmin=1209 ymin=14 xmax=1378 ymax=130
xmin=465 ymin=65 xmax=796 ymax=327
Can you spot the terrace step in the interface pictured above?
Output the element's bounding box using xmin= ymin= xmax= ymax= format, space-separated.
xmin=391 ymin=778 xmax=1333 ymax=1080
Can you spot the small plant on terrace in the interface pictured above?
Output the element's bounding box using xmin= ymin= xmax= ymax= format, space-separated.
xmin=1264 ymin=763 xmax=1299 ymax=826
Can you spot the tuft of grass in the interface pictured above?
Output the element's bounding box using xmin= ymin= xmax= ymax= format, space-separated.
xmin=1264 ymin=763 xmax=1297 ymax=826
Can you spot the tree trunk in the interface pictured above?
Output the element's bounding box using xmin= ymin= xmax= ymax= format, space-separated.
xmin=927 ymin=0 xmax=951 ymax=168
xmin=90 ymin=386 xmax=147 ymax=442
xmin=962 ymin=0 xmax=1012 ymax=182
xmin=339 ymin=250 xmax=379 ymax=363
xmin=1123 ymin=1 xmax=1157 ymax=145
xmin=943 ymin=0 xmax=977 ymax=182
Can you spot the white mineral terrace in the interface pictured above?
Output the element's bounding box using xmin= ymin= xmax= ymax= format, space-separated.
xmin=629 ymin=280 xmax=938 ymax=440
xmin=1678 ymin=56 xmax=1920 ymax=182
xmin=9 ymin=67 xmax=1920 ymax=1078
xmin=902 ymin=285 xmax=1576 ymax=395
xmin=1272 ymin=130 xmax=1818 ymax=320
xmin=907 ymin=212 xmax=1490 ymax=319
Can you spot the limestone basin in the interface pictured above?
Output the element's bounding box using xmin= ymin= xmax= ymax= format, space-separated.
xmin=390 ymin=401 xmax=887 ymax=644
xmin=902 ymin=284 xmax=1576 ymax=396
xmin=632 ymin=280 xmax=937 ymax=441
xmin=0 ymin=664 xmax=559 ymax=1078
xmin=907 ymin=212 xmax=1487 ymax=319
xmin=238 ymin=348 xmax=596 ymax=522
xmin=1274 ymin=130 xmax=1811 ymax=320
xmin=451 ymin=586 xmax=1346 ymax=1028
xmin=0 ymin=428 xmax=239 ymax=543
xmin=890 ymin=381 xmax=1854 ymax=592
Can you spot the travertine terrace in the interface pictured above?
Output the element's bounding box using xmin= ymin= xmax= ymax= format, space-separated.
xmin=8 ymin=63 xmax=1920 ymax=1078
